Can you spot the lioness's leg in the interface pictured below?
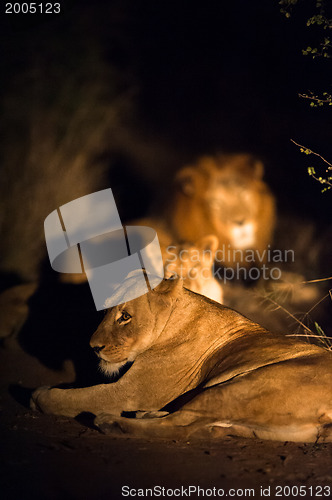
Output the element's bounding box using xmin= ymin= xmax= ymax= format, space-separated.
xmin=192 ymin=357 xmax=332 ymax=442
xmin=94 ymin=410 xmax=226 ymax=440
xmin=95 ymin=357 xmax=332 ymax=442
xmin=30 ymin=361 xmax=179 ymax=418
xmin=30 ymin=385 xmax=125 ymax=417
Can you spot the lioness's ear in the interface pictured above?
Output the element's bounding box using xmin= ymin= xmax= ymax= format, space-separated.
xmin=153 ymin=277 xmax=184 ymax=297
xmin=252 ymin=159 xmax=264 ymax=180
xmin=175 ymin=167 xmax=196 ymax=196
xmin=197 ymin=235 xmax=219 ymax=256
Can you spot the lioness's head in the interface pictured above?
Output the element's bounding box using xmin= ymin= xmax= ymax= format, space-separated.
xmin=90 ymin=276 xmax=183 ymax=376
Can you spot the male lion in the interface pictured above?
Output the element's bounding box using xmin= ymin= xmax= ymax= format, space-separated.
xmin=31 ymin=277 xmax=332 ymax=443
xmin=170 ymin=154 xmax=276 ymax=267
xmin=137 ymin=154 xmax=276 ymax=269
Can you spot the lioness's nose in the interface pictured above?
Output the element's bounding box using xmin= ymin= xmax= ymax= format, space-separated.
xmin=92 ymin=345 xmax=105 ymax=354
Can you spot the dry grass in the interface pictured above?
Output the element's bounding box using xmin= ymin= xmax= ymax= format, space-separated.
xmin=257 ymin=275 xmax=332 ymax=350
xmin=0 ymin=42 xmax=135 ymax=281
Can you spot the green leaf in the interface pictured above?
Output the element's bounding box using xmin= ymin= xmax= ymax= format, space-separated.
xmin=315 ymin=322 xmax=325 ymax=336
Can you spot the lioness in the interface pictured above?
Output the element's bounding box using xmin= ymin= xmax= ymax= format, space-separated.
xmin=31 ymin=277 xmax=332 ymax=442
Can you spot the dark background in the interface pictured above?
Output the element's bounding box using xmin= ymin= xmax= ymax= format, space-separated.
xmin=1 ymin=0 xmax=331 ymax=221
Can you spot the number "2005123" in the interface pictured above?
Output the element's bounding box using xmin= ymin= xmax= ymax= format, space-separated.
xmin=5 ymin=3 xmax=61 ymax=14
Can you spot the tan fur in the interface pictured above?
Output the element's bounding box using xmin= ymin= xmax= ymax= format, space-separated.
xmin=31 ymin=277 xmax=332 ymax=442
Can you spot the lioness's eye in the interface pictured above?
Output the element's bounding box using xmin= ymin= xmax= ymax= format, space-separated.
xmin=117 ymin=311 xmax=132 ymax=324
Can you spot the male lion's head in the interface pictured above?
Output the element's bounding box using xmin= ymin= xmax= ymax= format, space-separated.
xmin=90 ymin=276 xmax=183 ymax=376
xmin=171 ymin=154 xmax=276 ymax=266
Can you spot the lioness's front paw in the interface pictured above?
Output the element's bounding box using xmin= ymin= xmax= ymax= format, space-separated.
xmin=95 ymin=413 xmax=126 ymax=435
xmin=30 ymin=386 xmax=52 ymax=413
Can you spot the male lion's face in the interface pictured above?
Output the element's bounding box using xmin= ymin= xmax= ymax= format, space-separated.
xmin=176 ymin=154 xmax=273 ymax=253
xmin=90 ymin=278 xmax=182 ymax=376
xmin=206 ymin=178 xmax=260 ymax=250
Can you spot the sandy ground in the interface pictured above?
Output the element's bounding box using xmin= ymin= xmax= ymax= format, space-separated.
xmin=0 ymin=280 xmax=332 ymax=500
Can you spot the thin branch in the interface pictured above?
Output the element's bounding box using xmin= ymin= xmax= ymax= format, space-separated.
xmin=286 ymin=334 xmax=331 ymax=339
xmin=300 ymin=276 xmax=332 ymax=284
xmin=290 ymin=139 xmax=332 ymax=169
xmin=299 ymin=93 xmax=332 ymax=104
